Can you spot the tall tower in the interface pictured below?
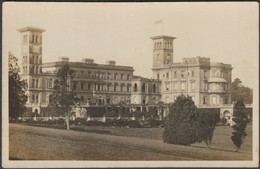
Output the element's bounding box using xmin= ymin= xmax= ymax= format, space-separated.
xmin=17 ymin=26 xmax=46 ymax=112
xmin=151 ymin=35 xmax=176 ymax=68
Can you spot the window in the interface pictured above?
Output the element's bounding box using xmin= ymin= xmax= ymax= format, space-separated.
xmin=203 ymin=96 xmax=207 ymax=104
xmin=173 ymin=82 xmax=177 ymax=90
xmin=181 ymin=82 xmax=185 ymax=90
xmin=36 ymin=66 xmax=38 ymax=74
xmin=127 ymin=85 xmax=130 ymax=92
xmin=32 ymin=79 xmax=35 ymax=88
xmin=107 ymin=85 xmax=110 ymax=91
xmin=32 ymin=35 xmax=35 ymax=43
xmin=166 ymin=72 xmax=169 ymax=78
xmin=142 ymin=83 xmax=146 ymax=92
xmin=36 ymin=79 xmax=39 ymax=88
xmin=114 ymin=74 xmax=118 ymax=80
xmin=174 ymin=71 xmax=177 ymax=78
xmin=81 ymin=82 xmax=84 ymax=90
xmin=32 ymin=95 xmax=35 ymax=103
xmin=107 ymin=73 xmax=110 ymax=79
xmin=35 ymin=36 xmax=38 ymax=43
xmin=88 ymin=84 xmax=91 ymax=90
xmin=153 ymin=84 xmax=156 ymax=93
xmin=121 ymin=84 xmax=124 ymax=92
xmin=191 ymin=82 xmax=195 ymax=91
xmin=114 ymin=84 xmax=117 ymax=92
xmin=191 ymin=71 xmax=194 ymax=77
xmin=181 ymin=71 xmax=185 ymax=78
xmin=212 ymin=96 xmax=217 ymax=104
xmin=36 ymin=95 xmax=38 ymax=103
xmin=81 ymin=96 xmax=84 ymax=103
xmin=48 ymin=79 xmax=53 ymax=88
xmin=72 ymin=82 xmax=77 ymax=90
xmin=157 ymin=54 xmax=160 ymax=60
xmin=127 ymin=74 xmax=130 ymax=80
xmin=166 ymin=83 xmax=169 ymax=91
xmin=166 ymin=97 xmax=169 ymax=103
xmin=121 ymin=74 xmax=124 ymax=80
xmin=157 ymin=73 xmax=160 ymax=80
xmin=204 ymin=83 xmax=208 ymax=91
xmin=134 ymin=83 xmax=138 ymax=92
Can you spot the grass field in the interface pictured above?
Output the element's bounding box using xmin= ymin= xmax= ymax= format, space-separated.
xmin=9 ymin=123 xmax=252 ymax=160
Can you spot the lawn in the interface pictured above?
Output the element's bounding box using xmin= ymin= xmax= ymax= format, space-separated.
xmin=23 ymin=122 xmax=252 ymax=154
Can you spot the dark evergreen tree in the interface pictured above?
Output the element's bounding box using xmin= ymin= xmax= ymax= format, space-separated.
xmin=196 ymin=109 xmax=220 ymax=148
xmin=163 ymin=95 xmax=198 ymax=145
xmin=48 ymin=64 xmax=77 ymax=130
xmin=231 ymin=100 xmax=248 ymax=152
xmin=9 ymin=52 xmax=28 ymax=121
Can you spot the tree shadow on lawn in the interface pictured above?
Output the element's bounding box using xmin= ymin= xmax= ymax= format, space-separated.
xmin=71 ymin=126 xmax=113 ymax=135
xmin=24 ymin=123 xmax=113 ymax=135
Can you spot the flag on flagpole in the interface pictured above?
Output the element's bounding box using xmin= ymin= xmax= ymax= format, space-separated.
xmin=154 ymin=19 xmax=163 ymax=24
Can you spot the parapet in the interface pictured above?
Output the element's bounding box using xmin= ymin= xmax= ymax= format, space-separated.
xmin=182 ymin=56 xmax=210 ymax=64
xmin=106 ymin=60 xmax=116 ymax=66
xmin=82 ymin=58 xmax=94 ymax=64
xmin=59 ymin=56 xmax=69 ymax=62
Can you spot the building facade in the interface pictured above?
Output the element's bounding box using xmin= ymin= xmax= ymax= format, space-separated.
xmin=17 ymin=26 xmax=233 ymax=115
xmin=151 ymin=35 xmax=233 ymax=108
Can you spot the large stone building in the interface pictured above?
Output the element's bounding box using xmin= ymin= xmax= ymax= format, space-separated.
xmin=17 ymin=26 xmax=233 ymax=116
xmin=151 ymin=35 xmax=232 ymax=108
xmin=18 ymin=26 xmax=161 ymax=114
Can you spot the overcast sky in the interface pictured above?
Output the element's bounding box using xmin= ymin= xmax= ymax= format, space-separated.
xmin=3 ymin=2 xmax=258 ymax=88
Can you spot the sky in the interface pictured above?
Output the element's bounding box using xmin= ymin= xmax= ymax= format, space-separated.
xmin=3 ymin=2 xmax=258 ymax=88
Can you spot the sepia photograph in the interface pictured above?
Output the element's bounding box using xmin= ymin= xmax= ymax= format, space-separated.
xmin=2 ymin=2 xmax=259 ymax=168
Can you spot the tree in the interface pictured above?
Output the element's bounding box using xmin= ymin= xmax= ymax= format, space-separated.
xmin=231 ymin=78 xmax=253 ymax=104
xmin=163 ymin=95 xmax=198 ymax=145
xmin=231 ymin=100 xmax=248 ymax=152
xmin=196 ymin=109 xmax=220 ymax=149
xmin=48 ymin=64 xmax=77 ymax=130
xmin=9 ymin=52 xmax=28 ymax=121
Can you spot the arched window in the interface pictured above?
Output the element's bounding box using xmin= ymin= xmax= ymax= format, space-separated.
xmin=134 ymin=83 xmax=138 ymax=92
xmin=142 ymin=83 xmax=146 ymax=92
xmin=153 ymin=84 xmax=156 ymax=93
xmin=81 ymin=96 xmax=84 ymax=103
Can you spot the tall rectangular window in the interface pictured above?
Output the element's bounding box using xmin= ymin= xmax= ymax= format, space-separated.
xmin=88 ymin=84 xmax=91 ymax=90
xmin=36 ymin=95 xmax=38 ymax=103
xmin=181 ymin=82 xmax=185 ymax=90
xmin=191 ymin=82 xmax=195 ymax=91
xmin=173 ymin=82 xmax=177 ymax=90
xmin=32 ymin=79 xmax=35 ymax=88
xmin=212 ymin=96 xmax=217 ymax=104
xmin=32 ymin=95 xmax=35 ymax=103
xmin=36 ymin=79 xmax=39 ymax=88
xmin=166 ymin=83 xmax=169 ymax=91
xmin=174 ymin=71 xmax=177 ymax=78
xmin=157 ymin=73 xmax=160 ymax=80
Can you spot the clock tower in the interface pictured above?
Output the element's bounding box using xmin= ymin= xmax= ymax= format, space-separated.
xmin=151 ymin=35 xmax=176 ymax=68
xmin=17 ymin=26 xmax=46 ymax=112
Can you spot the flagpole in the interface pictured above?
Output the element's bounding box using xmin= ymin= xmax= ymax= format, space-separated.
xmin=162 ymin=21 xmax=164 ymax=35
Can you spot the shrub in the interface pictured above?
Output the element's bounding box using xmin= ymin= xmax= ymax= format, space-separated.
xmin=163 ymin=95 xmax=198 ymax=145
